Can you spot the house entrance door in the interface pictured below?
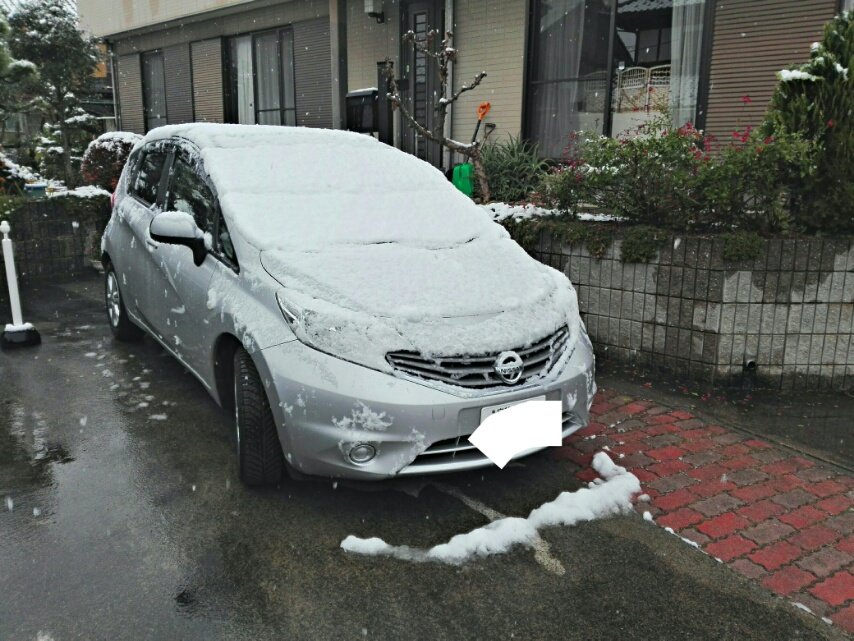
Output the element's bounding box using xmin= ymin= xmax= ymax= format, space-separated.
xmin=400 ymin=0 xmax=444 ymax=168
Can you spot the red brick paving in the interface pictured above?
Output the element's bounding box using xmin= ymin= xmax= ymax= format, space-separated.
xmin=558 ymin=387 xmax=854 ymax=634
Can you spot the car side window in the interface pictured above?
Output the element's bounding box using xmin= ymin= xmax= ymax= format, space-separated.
xmin=131 ymin=149 xmax=168 ymax=206
xmin=217 ymin=211 xmax=238 ymax=266
xmin=166 ymin=156 xmax=216 ymax=236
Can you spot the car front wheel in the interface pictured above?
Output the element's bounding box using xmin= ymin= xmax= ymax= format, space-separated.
xmin=233 ymin=347 xmax=284 ymax=487
xmin=105 ymin=262 xmax=144 ymax=341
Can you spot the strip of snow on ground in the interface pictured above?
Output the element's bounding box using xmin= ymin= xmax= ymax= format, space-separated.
xmin=340 ymin=452 xmax=640 ymax=565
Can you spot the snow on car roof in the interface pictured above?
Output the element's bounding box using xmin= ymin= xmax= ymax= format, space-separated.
xmin=140 ymin=124 xmax=502 ymax=252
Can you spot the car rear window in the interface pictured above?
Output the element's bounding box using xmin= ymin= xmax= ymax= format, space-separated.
xmin=132 ymin=150 xmax=168 ymax=206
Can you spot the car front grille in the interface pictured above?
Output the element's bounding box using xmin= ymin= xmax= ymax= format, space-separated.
xmin=399 ymin=411 xmax=581 ymax=474
xmin=386 ymin=326 xmax=570 ymax=389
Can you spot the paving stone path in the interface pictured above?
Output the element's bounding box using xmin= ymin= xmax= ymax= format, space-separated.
xmin=557 ymin=387 xmax=854 ymax=634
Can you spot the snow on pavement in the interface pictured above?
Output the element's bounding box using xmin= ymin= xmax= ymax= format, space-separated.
xmin=341 ymin=452 xmax=640 ymax=565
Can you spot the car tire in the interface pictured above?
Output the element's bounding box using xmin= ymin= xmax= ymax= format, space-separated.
xmin=105 ymin=262 xmax=144 ymax=342
xmin=233 ymin=347 xmax=284 ymax=487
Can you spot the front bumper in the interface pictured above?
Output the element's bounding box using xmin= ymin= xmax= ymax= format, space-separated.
xmin=256 ymin=333 xmax=596 ymax=480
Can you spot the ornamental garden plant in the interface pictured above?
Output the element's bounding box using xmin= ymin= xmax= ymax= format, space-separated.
xmin=488 ymin=12 xmax=852 ymax=262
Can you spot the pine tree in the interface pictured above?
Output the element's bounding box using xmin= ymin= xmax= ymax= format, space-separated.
xmin=763 ymin=11 xmax=853 ymax=232
xmin=0 ymin=11 xmax=39 ymax=141
xmin=9 ymin=0 xmax=101 ymax=186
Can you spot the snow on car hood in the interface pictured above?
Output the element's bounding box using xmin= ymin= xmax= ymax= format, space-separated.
xmin=261 ymin=237 xmax=582 ymax=375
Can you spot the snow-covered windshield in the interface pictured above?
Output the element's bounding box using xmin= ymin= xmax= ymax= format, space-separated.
xmin=141 ymin=124 xmax=502 ymax=251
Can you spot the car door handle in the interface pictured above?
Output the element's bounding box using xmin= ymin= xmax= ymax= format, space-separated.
xmin=146 ymin=239 xmax=158 ymax=250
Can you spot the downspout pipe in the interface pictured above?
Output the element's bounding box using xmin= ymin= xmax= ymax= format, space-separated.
xmin=107 ymin=40 xmax=121 ymax=131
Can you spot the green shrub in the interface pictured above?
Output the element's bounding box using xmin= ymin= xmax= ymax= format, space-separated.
xmin=0 ymin=151 xmax=38 ymax=195
xmin=762 ymin=11 xmax=854 ymax=232
xmin=0 ymin=194 xmax=26 ymax=219
xmin=543 ymin=120 xmax=707 ymax=228
xmin=543 ymin=118 xmax=815 ymax=234
xmin=722 ymin=230 xmax=764 ymax=263
xmin=620 ymin=225 xmax=667 ymax=263
xmin=480 ymin=136 xmax=549 ymax=203
xmin=49 ymin=191 xmax=111 ymax=221
xmin=700 ymin=129 xmax=814 ymax=233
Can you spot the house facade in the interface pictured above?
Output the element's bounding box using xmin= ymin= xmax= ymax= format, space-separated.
xmin=78 ymin=0 xmax=851 ymax=167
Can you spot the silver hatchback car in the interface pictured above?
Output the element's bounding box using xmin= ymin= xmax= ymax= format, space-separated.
xmin=102 ymin=124 xmax=595 ymax=486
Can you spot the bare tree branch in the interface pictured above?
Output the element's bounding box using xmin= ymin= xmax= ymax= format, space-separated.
xmin=382 ymin=29 xmax=492 ymax=201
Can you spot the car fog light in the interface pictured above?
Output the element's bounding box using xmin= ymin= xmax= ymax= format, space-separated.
xmin=349 ymin=443 xmax=376 ymax=464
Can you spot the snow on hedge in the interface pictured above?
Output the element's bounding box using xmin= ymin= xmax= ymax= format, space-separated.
xmin=85 ymin=131 xmax=143 ymax=155
xmin=482 ymin=202 xmax=619 ymax=224
xmin=0 ymin=150 xmax=40 ymax=183
xmin=140 ymin=124 xmax=584 ymax=374
xmin=341 ymin=452 xmax=640 ymax=564
xmin=49 ymin=185 xmax=111 ymax=199
xmin=778 ymin=69 xmax=820 ymax=82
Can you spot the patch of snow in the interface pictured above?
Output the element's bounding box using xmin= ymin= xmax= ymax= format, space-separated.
xmin=84 ymin=131 xmax=143 ymax=155
xmin=778 ymin=69 xmax=820 ymax=82
xmin=49 ymin=185 xmax=111 ymax=199
xmin=642 ymin=511 xmax=654 ymax=522
xmin=152 ymin=211 xmax=200 ymax=238
xmin=0 ymin=151 xmax=42 ymax=183
xmin=4 ymin=322 xmax=34 ymax=332
xmin=333 ymin=401 xmax=392 ymax=432
xmin=149 ymin=414 xmax=167 ymax=421
xmin=341 ymin=452 xmax=639 ymax=565
xmin=8 ymin=59 xmax=36 ymax=73
xmin=481 ymin=202 xmax=618 ymax=224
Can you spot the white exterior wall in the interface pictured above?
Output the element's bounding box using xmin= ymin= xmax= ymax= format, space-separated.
xmin=78 ymin=0 xmax=272 ymax=36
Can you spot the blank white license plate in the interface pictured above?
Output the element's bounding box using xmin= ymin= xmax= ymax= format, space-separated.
xmin=480 ymin=395 xmax=546 ymax=423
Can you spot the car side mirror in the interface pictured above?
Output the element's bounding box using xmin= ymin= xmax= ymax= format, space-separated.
xmin=149 ymin=211 xmax=208 ymax=267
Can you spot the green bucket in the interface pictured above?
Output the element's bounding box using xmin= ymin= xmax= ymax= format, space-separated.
xmin=451 ymin=163 xmax=475 ymax=198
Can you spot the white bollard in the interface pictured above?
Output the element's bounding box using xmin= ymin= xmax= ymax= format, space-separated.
xmin=1 ymin=220 xmax=40 ymax=347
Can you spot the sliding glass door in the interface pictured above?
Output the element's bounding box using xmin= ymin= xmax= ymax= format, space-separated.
xmin=141 ymin=51 xmax=167 ymax=131
xmin=612 ymin=0 xmax=707 ymax=136
xmin=226 ymin=29 xmax=296 ymax=126
xmin=526 ymin=0 xmax=709 ymax=156
xmin=526 ymin=0 xmax=613 ymax=158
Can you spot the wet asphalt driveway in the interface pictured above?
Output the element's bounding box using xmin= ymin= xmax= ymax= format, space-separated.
xmin=0 ymin=275 xmax=847 ymax=641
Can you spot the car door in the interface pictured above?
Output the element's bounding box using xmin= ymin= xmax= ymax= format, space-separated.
xmin=146 ymin=145 xmax=220 ymax=379
xmin=113 ymin=142 xmax=170 ymax=326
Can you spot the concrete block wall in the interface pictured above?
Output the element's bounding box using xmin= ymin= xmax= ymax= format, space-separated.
xmin=535 ymin=233 xmax=854 ymax=391
xmin=0 ymin=200 xmax=110 ymax=286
